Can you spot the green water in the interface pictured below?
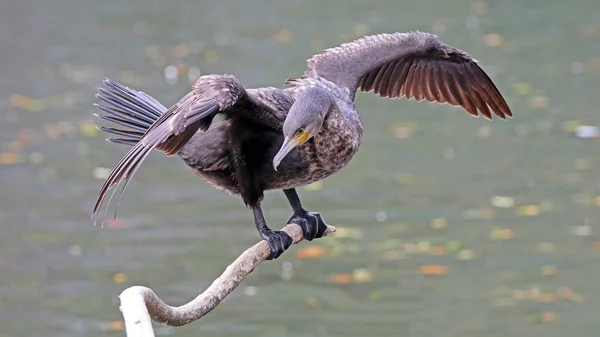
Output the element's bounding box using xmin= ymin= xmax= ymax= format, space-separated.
xmin=1 ymin=0 xmax=600 ymax=336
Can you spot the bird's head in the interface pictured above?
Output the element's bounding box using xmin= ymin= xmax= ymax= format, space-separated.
xmin=273 ymin=87 xmax=332 ymax=171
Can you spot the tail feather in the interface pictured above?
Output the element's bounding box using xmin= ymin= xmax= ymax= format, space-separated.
xmin=100 ymin=78 xmax=165 ymax=118
xmin=96 ymin=88 xmax=157 ymax=125
xmin=96 ymin=126 xmax=144 ymax=140
xmin=94 ymin=113 xmax=148 ymax=133
xmin=91 ymin=75 xmax=233 ymax=224
xmin=93 ymin=78 xmax=168 ymax=144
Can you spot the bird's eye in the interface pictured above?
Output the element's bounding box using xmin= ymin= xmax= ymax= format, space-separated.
xmin=296 ymin=128 xmax=304 ymax=135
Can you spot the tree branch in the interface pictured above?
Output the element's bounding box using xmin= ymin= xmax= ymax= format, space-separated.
xmin=118 ymin=223 xmax=336 ymax=337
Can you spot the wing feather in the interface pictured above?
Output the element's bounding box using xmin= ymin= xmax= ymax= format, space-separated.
xmin=304 ymin=31 xmax=512 ymax=119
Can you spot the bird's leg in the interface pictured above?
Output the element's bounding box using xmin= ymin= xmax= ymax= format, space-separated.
xmin=252 ymin=203 xmax=293 ymax=260
xmin=283 ymin=188 xmax=328 ymax=241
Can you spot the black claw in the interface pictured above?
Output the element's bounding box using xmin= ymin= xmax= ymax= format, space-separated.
xmin=287 ymin=210 xmax=328 ymax=241
xmin=262 ymin=230 xmax=293 ymax=260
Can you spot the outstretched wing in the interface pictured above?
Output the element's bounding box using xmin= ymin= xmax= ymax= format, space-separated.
xmin=302 ymin=31 xmax=512 ymax=119
xmin=91 ymin=74 xmax=281 ymax=222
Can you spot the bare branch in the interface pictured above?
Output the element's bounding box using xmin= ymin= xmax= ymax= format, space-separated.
xmin=118 ymin=223 xmax=336 ymax=337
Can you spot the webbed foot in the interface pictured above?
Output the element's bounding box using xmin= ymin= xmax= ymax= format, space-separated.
xmin=287 ymin=211 xmax=328 ymax=241
xmin=261 ymin=230 xmax=293 ymax=260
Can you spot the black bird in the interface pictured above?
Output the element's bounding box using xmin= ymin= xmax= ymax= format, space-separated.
xmin=92 ymin=31 xmax=512 ymax=259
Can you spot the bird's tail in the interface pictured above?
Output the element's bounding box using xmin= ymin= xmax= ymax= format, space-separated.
xmin=94 ymin=78 xmax=168 ymax=145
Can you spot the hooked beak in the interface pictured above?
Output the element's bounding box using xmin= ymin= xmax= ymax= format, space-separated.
xmin=272 ymin=136 xmax=301 ymax=171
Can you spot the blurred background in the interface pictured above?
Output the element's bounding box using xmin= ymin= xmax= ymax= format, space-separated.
xmin=1 ymin=0 xmax=600 ymax=336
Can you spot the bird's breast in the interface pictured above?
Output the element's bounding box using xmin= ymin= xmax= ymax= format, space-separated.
xmin=263 ymin=125 xmax=361 ymax=191
xmin=312 ymin=125 xmax=361 ymax=173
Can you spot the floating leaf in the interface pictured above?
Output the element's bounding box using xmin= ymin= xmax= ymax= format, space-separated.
xmin=329 ymin=227 xmax=362 ymax=240
xmin=557 ymin=286 xmax=583 ymax=302
xmin=393 ymin=125 xmax=414 ymax=139
xmin=491 ymin=227 xmax=514 ymax=240
xmin=417 ymin=241 xmax=431 ymax=252
xmin=571 ymin=225 xmax=592 ymax=236
xmin=382 ymin=250 xmax=407 ymax=260
xmin=93 ymin=167 xmax=111 ymax=180
xmin=333 ymin=227 xmax=351 ymax=238
xmin=529 ymin=95 xmax=550 ymax=109
xmin=29 ymin=152 xmax=44 ymax=164
xmin=296 ymin=245 xmax=326 ymax=259
xmin=353 ymin=23 xmax=370 ymax=37
xmin=419 ymin=265 xmax=448 ymax=276
xmin=368 ymin=290 xmax=383 ymax=301
xmin=244 ymin=286 xmax=257 ymax=296
xmin=352 ymin=268 xmax=374 ymax=283
xmin=10 ymin=140 xmax=22 ymax=151
xmin=330 ymin=273 xmax=352 ymax=284
xmin=429 ymin=217 xmax=446 ymax=229
xmin=562 ymin=120 xmax=582 ymax=133
xmin=305 ymin=296 xmax=323 ymax=310
xmin=491 ymin=196 xmax=515 ymax=208
xmin=171 ymin=44 xmax=189 ymax=58
xmin=521 ymin=288 xmax=540 ymax=299
xmin=27 ymin=99 xmax=44 ymax=112
xmin=540 ymin=265 xmax=556 ymax=276
xmin=203 ymin=49 xmax=219 ymax=63
xmin=471 ymin=1 xmax=488 ymax=15
xmin=513 ymin=82 xmax=532 ymax=96
xmin=120 ymin=70 xmax=134 ymax=82
xmin=303 ymin=181 xmax=323 ymax=191
xmin=456 ymin=249 xmax=475 ymax=260
xmin=18 ymin=128 xmax=37 ymax=143
xmin=10 ymin=94 xmax=28 ymax=108
xmin=274 ymin=29 xmax=293 ymax=43
xmin=375 ymin=239 xmax=403 ymax=251
xmin=80 ymin=121 xmax=99 ymax=137
xmin=476 ymin=125 xmax=492 ymax=138
xmin=0 ymin=152 xmax=23 ymax=165
xmin=485 ymin=33 xmax=504 ymax=47
xmin=106 ymin=218 xmax=125 ymax=229
xmin=542 ymin=311 xmax=557 ymax=323
xmin=463 ymin=207 xmax=496 ymax=220
xmin=516 ymin=204 xmax=540 ymax=217
xmin=446 ymin=240 xmax=462 ymax=252
xmin=537 ymin=242 xmax=555 ymax=253
xmin=429 ymin=245 xmax=446 ymax=255
xmin=108 ymin=321 xmax=124 ymax=331
xmin=525 ymin=312 xmax=542 ymax=324
xmin=512 ymin=289 xmax=525 ymax=300
xmin=403 ymin=242 xmax=417 ymax=253
xmin=44 ymin=123 xmax=61 ymax=140
xmin=68 ymin=245 xmax=82 ymax=256
xmin=538 ymin=292 xmax=557 ymax=302
xmin=112 ymin=272 xmax=128 ymax=284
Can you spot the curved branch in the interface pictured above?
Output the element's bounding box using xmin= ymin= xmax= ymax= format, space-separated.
xmin=118 ymin=223 xmax=336 ymax=337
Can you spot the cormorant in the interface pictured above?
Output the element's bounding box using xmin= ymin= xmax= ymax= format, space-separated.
xmin=92 ymin=31 xmax=512 ymax=259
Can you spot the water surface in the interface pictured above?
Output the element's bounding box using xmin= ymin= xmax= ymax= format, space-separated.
xmin=1 ymin=0 xmax=600 ymax=336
